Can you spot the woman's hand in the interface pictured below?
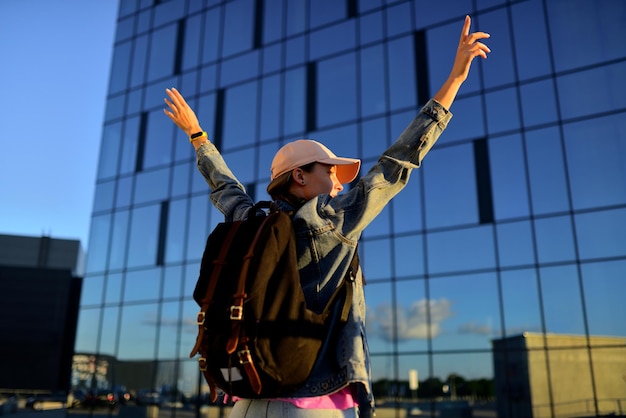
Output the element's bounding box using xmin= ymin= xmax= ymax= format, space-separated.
xmin=433 ymin=16 xmax=491 ymax=110
xmin=449 ymin=15 xmax=491 ymax=83
xmin=163 ymin=88 xmax=203 ymax=137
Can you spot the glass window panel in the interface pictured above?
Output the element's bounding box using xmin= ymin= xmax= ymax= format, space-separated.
xmin=496 ymin=221 xmax=535 ymax=268
xmin=414 ymin=0 xmax=470 ymax=29
xmin=153 ymin=0 xmax=185 ymax=27
xmin=511 ymin=0 xmax=552 ymax=80
xmin=427 ymin=226 xmax=496 ymax=275
xmin=104 ymin=94 xmax=126 ymax=123
xmin=519 ymin=79 xmax=558 ymax=127
xmin=309 ymin=0 xmax=344 ymax=28
xmin=385 ymin=2 xmax=412 ymax=37
xmin=423 ymin=143 xmax=478 ymax=229
xmin=124 ymin=268 xmax=161 ymax=303
xmin=439 ymin=95 xmax=485 ymax=142
xmin=430 ymin=273 xmax=500 ymax=350
xmin=116 ymin=15 xmax=135 ymax=42
xmin=285 ymin=35 xmax=306 ymax=67
xmin=223 ymin=81 xmax=258 ymax=149
xmin=163 ymin=265 xmax=183 ymax=300
xmin=394 ymin=235 xmax=425 ymax=278
xmin=501 ymin=269 xmax=542 ymax=336
xmin=182 ymin=14 xmax=203 ymax=71
xmin=171 ymin=162 xmax=191 ymax=198
xmin=534 ymin=215 xmax=576 ymax=264
xmin=547 ymin=0 xmax=626 ymax=72
xmin=364 ymin=281 xmax=394 ymax=353
xmin=97 ymin=122 xmax=122 ymax=180
xmin=564 ymin=114 xmax=626 ymax=210
xmin=183 ymin=262 xmax=201 ymax=305
xmin=126 ymin=90 xmax=142 ymax=119
xmin=202 ymin=8 xmax=221 ymax=64
xmin=127 ymin=204 xmax=160 ymax=268
xmin=144 ymin=109 xmax=175 ymax=169
xmin=118 ymin=0 xmax=138 ymax=17
xmin=283 ymin=67 xmax=306 ymax=137
xmin=133 ymin=168 xmax=171 ymax=205
xmin=109 ymin=209 xmax=130 ymax=270
xmin=194 ymin=96 xmax=216 ymax=150
xmin=480 ymin=8 xmax=516 ymax=89
xmin=120 ymin=116 xmax=140 ymax=175
xmin=387 ymin=36 xmax=416 ymax=111
xmin=581 ymin=260 xmax=626 ymax=340
xmin=118 ymin=304 xmax=158 ymax=359
xmin=432 ymin=352 xmax=494 ymax=389
xmin=147 ymin=24 xmax=178 ymax=82
xmin=136 ymin=8 xmax=152 ymax=34
xmin=157 ymin=301 xmax=181 ymax=359
xmin=310 ymin=21 xmax=356 ymax=61
xmin=165 ymin=199 xmax=187 ymax=264
xmin=220 ymin=51 xmax=260 ymax=86
xmin=286 ymin=0 xmax=306 ymax=36
xmin=392 ymin=171 xmax=423 ymax=234
xmin=93 ymin=181 xmax=115 ymax=213
xmin=99 ymin=306 xmax=120 ymax=356
xmin=525 ymin=127 xmax=570 ymax=215
xmin=258 ymin=141 xmax=280 ymax=181
xmin=485 ymin=88 xmax=521 ymax=134
xmin=362 ymin=238 xmax=392 ymax=280
xmin=360 ymin=45 xmax=387 ymax=117
xmin=361 ymin=117 xmax=388 ymax=161
xmin=180 ymin=71 xmax=199 ymax=101
xmin=540 ymin=264 xmax=586 ymax=338
xmin=489 ymin=134 xmax=530 ymax=220
xmin=359 ymin=11 xmax=383 ymax=45
xmin=363 ymin=200 xmax=391 ymax=238
xmin=109 ymin=42 xmax=132 ymax=94
xmin=130 ymin=35 xmax=149 ymax=88
xmin=222 ymin=147 xmax=256 ymax=185
xmin=222 ymin=0 xmax=254 ymax=57
xmin=185 ymin=195 xmax=211 ymax=261
xmin=115 ymin=177 xmax=133 ymax=209
xmin=86 ymin=214 xmax=111 ymax=274
xmin=260 ymin=75 xmax=281 ymax=141
xmin=104 ymin=272 xmax=123 ymax=305
xmin=393 ymin=280 xmax=429 ymax=353
xmin=80 ymin=276 xmax=105 ymax=307
xmin=181 ymin=295 xmax=201 ymax=356
xmin=558 ymin=62 xmax=626 ymax=120
xmin=263 ymin=0 xmax=284 ymax=44
xmin=262 ymin=43 xmax=282 ymax=74
xmin=75 ymin=308 xmax=101 ymax=353
xmin=575 ymin=208 xmax=626 ymax=260
xmin=318 ymin=54 xmax=358 ymax=127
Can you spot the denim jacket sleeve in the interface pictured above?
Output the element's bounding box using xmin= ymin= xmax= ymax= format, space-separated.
xmin=324 ymin=99 xmax=452 ymax=241
xmin=195 ymin=141 xmax=254 ymax=222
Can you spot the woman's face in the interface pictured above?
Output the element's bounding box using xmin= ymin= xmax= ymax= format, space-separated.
xmin=301 ymin=163 xmax=344 ymax=199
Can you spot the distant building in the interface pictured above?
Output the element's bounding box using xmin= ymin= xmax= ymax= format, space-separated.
xmin=0 ymin=234 xmax=84 ymax=392
xmin=493 ymin=333 xmax=626 ymax=418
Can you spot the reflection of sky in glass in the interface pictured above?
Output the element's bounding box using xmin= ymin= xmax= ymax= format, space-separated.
xmin=75 ymin=0 xmax=626 ymax=392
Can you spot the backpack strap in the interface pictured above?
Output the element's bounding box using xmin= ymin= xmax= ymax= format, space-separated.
xmin=321 ymin=247 xmax=360 ymax=322
xmin=225 ymin=213 xmax=277 ymax=395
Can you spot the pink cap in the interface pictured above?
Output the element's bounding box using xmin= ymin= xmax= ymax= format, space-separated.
xmin=270 ymin=139 xmax=361 ymax=184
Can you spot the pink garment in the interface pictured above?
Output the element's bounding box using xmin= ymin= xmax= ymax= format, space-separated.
xmin=230 ymin=386 xmax=356 ymax=410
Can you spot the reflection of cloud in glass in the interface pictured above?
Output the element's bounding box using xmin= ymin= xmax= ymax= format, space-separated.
xmin=458 ymin=321 xmax=492 ymax=335
xmin=368 ymin=298 xmax=452 ymax=342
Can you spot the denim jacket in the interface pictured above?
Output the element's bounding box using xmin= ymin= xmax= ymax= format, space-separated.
xmin=195 ymin=99 xmax=452 ymax=410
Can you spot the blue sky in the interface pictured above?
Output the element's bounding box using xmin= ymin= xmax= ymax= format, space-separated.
xmin=0 ymin=0 xmax=118 ymax=249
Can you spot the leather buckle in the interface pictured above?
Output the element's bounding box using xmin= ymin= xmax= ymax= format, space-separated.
xmin=237 ymin=349 xmax=252 ymax=365
xmin=230 ymin=305 xmax=243 ymax=320
xmin=196 ymin=312 xmax=205 ymax=325
xmin=198 ymin=357 xmax=207 ymax=371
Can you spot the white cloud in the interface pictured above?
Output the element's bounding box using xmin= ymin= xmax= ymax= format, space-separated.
xmin=368 ymin=298 xmax=453 ymax=342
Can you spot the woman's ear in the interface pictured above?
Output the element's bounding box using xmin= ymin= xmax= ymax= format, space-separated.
xmin=291 ymin=168 xmax=305 ymax=186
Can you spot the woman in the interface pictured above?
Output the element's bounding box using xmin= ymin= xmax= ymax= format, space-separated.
xmin=164 ymin=15 xmax=490 ymax=418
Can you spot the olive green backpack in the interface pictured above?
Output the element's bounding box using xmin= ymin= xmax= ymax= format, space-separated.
xmin=189 ymin=202 xmax=358 ymax=401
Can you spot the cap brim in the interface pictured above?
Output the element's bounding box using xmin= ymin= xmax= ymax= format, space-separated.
xmin=319 ymin=157 xmax=360 ymax=184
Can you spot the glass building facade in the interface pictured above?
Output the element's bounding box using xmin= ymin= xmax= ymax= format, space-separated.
xmin=77 ymin=0 xmax=626 ymax=416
